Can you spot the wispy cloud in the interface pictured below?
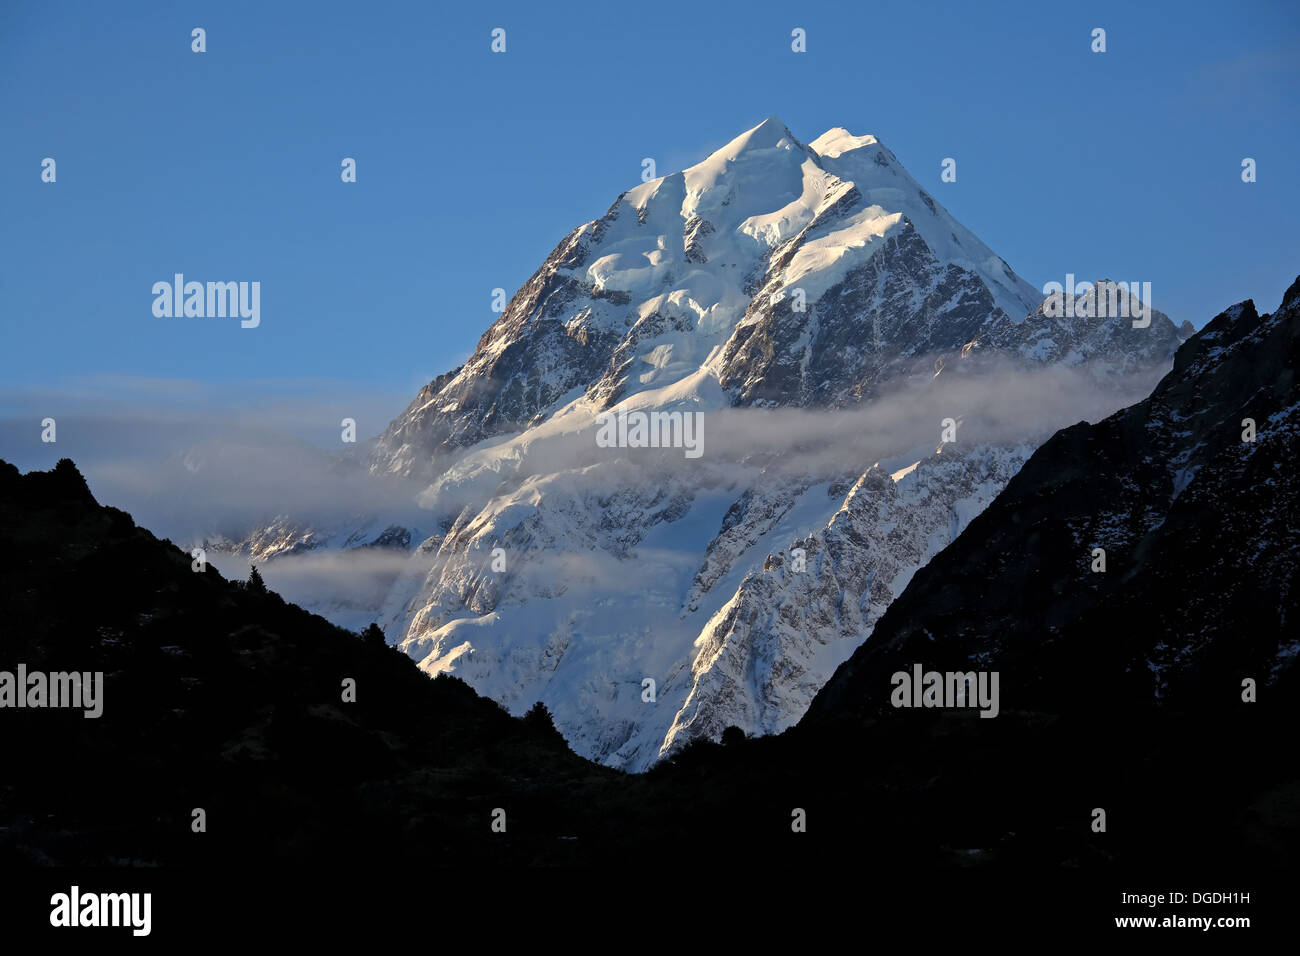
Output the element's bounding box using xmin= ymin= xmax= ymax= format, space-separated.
xmin=0 ymin=376 xmax=422 ymax=543
xmin=414 ymin=357 xmax=1171 ymax=518
xmin=0 ymin=360 xmax=1169 ymax=634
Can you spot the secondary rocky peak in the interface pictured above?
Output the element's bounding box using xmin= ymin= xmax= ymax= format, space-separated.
xmin=809 ymin=126 xmax=880 ymax=159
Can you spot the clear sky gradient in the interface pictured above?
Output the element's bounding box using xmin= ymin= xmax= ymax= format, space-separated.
xmin=3 ymin=0 xmax=1298 ymax=405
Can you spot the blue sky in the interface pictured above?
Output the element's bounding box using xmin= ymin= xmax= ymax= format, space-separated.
xmin=2 ymin=0 xmax=1298 ymax=423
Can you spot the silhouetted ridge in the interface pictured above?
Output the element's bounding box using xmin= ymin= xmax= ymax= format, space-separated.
xmin=805 ymin=279 xmax=1300 ymax=725
xmin=0 ymin=459 xmax=607 ymax=867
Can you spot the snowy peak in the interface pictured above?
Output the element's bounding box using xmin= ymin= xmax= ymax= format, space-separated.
xmin=374 ymin=118 xmax=1049 ymax=475
xmin=626 ymin=116 xmax=817 ymax=241
xmin=711 ymin=115 xmax=804 ymax=160
xmin=809 ymin=127 xmax=879 ymax=159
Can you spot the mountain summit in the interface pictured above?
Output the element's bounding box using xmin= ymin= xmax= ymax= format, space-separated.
xmin=370 ymin=117 xmax=1064 ymax=478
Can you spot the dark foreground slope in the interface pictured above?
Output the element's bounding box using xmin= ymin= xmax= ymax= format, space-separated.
xmin=1 ymin=280 xmax=1297 ymax=889
xmin=0 ymin=459 xmax=614 ymax=868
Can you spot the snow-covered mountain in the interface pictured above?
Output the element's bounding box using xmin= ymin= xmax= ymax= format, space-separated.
xmin=350 ymin=116 xmax=1191 ymax=770
xmin=370 ymin=118 xmax=1045 ymax=479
